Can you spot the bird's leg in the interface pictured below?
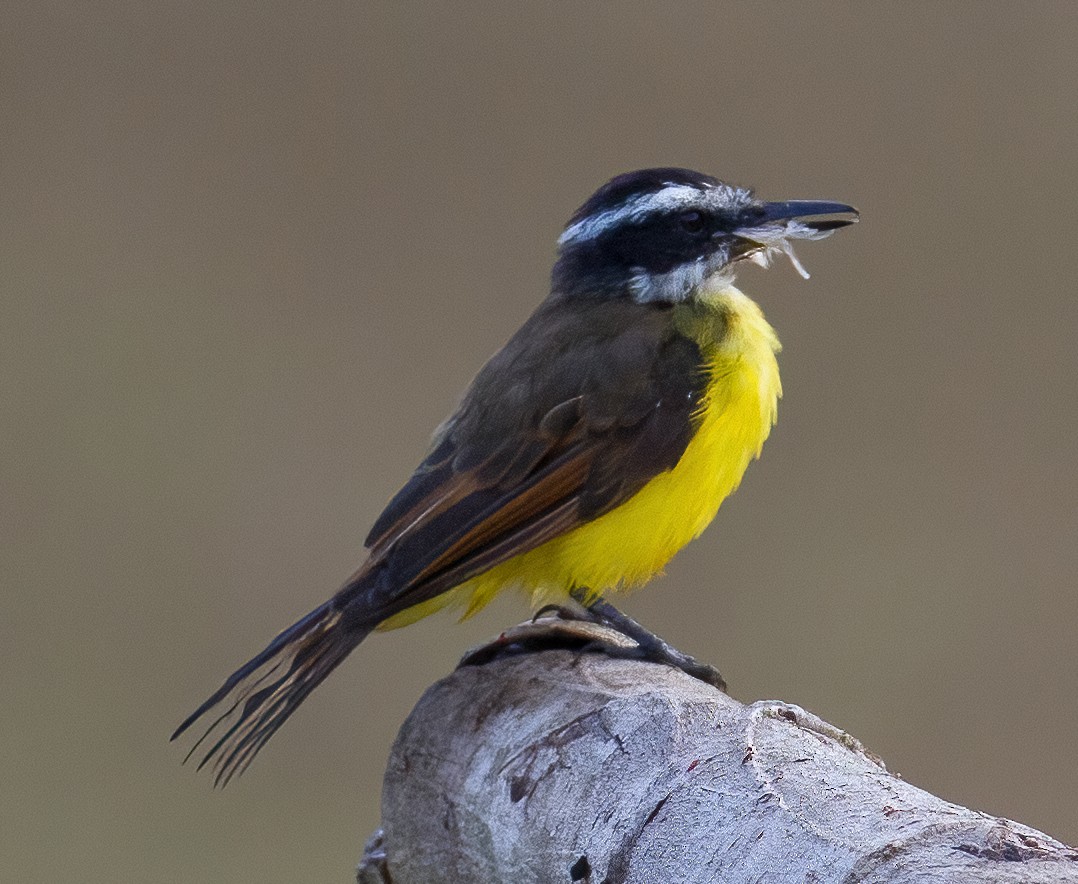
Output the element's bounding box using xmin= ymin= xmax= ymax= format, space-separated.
xmin=568 ymin=589 xmax=727 ymax=692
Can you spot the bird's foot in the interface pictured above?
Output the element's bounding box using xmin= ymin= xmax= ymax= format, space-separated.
xmin=571 ymin=593 xmax=727 ymax=692
xmin=460 ymin=593 xmax=726 ymax=693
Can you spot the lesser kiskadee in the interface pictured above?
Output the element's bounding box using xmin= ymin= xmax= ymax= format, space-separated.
xmin=174 ymin=168 xmax=857 ymax=784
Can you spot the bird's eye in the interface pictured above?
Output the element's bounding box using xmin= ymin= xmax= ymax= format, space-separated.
xmin=678 ymin=210 xmax=705 ymax=234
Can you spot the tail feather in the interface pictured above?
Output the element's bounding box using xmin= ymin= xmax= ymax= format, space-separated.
xmin=172 ymin=600 xmax=371 ymax=786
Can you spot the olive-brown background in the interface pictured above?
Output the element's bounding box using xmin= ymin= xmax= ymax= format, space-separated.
xmin=4 ymin=4 xmax=1077 ymax=881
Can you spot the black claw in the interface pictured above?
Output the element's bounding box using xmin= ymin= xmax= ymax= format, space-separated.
xmin=575 ymin=637 xmax=727 ymax=692
xmin=531 ymin=603 xmax=579 ymax=623
xmin=575 ymin=594 xmax=727 ymax=692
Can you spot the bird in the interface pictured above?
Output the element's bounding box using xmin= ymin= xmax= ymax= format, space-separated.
xmin=173 ymin=168 xmax=858 ymax=785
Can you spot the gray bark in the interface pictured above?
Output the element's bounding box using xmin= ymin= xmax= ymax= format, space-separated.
xmin=357 ymin=618 xmax=1078 ymax=883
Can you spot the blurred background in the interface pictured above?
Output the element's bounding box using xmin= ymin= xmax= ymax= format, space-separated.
xmin=4 ymin=3 xmax=1077 ymax=880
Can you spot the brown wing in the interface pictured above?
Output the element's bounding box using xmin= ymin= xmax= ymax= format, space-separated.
xmin=335 ymin=297 xmax=710 ymax=626
xmin=173 ymin=296 xmax=714 ymax=784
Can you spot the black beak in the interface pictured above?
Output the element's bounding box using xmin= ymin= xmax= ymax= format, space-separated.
xmin=722 ymin=199 xmax=859 ymax=269
xmin=746 ymin=200 xmax=860 ymax=234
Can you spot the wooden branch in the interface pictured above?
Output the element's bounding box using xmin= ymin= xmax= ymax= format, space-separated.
xmin=357 ymin=618 xmax=1078 ymax=883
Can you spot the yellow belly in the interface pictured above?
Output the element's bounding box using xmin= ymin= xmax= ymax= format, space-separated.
xmin=383 ymin=285 xmax=781 ymax=627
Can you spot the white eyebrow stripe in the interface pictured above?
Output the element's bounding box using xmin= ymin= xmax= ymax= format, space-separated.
xmin=557 ymin=182 xmax=751 ymax=247
xmin=558 ymin=185 xmax=703 ymax=246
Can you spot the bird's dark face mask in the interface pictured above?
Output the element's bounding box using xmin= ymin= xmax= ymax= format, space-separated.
xmin=552 ymin=168 xmax=857 ymax=304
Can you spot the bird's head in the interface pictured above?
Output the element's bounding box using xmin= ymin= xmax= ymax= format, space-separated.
xmin=552 ymin=168 xmax=858 ymax=304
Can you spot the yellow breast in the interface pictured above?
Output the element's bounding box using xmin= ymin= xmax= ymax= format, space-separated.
xmin=455 ymin=284 xmax=782 ymax=616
